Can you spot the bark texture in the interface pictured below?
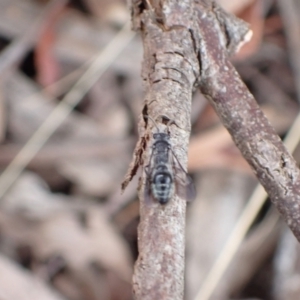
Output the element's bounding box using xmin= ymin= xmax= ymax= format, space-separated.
xmin=194 ymin=0 xmax=300 ymax=240
xmin=123 ymin=1 xmax=202 ymax=299
xmin=123 ymin=0 xmax=300 ymax=299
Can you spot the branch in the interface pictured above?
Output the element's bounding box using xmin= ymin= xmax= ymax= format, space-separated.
xmin=124 ymin=0 xmax=300 ymax=299
xmin=123 ymin=0 xmax=201 ymax=299
xmin=193 ymin=0 xmax=300 ymax=240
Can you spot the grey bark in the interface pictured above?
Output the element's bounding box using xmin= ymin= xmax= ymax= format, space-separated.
xmin=194 ymin=1 xmax=300 ymax=240
xmin=122 ymin=1 xmax=201 ymax=299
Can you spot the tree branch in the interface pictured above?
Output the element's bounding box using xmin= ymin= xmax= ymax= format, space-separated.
xmin=123 ymin=0 xmax=300 ymax=299
xmin=123 ymin=1 xmax=201 ymax=299
xmin=193 ymin=0 xmax=300 ymax=241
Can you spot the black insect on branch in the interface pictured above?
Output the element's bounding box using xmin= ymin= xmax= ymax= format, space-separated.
xmin=123 ymin=0 xmax=300 ymax=299
xmin=122 ymin=0 xmax=202 ymax=299
xmin=122 ymin=0 xmax=248 ymax=299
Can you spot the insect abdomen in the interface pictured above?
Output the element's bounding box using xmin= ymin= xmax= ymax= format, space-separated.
xmin=152 ymin=173 xmax=173 ymax=204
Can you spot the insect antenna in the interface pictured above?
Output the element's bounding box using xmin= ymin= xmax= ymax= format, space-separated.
xmin=144 ymin=115 xmax=160 ymax=132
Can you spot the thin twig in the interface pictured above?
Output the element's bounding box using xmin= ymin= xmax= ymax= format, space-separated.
xmin=0 ymin=22 xmax=135 ymax=199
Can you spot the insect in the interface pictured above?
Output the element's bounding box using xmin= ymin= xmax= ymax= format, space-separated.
xmin=144 ymin=116 xmax=196 ymax=205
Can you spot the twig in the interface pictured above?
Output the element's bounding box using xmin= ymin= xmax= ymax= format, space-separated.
xmin=194 ymin=0 xmax=300 ymax=238
xmin=123 ymin=0 xmax=201 ymax=299
xmin=193 ymin=0 xmax=300 ymax=299
xmin=0 ymin=22 xmax=135 ymax=199
xmin=125 ymin=0 xmax=300 ymax=299
xmin=123 ymin=0 xmax=247 ymax=298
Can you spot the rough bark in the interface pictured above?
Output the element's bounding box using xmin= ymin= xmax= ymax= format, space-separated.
xmin=123 ymin=0 xmax=300 ymax=299
xmin=123 ymin=1 xmax=202 ymax=299
xmin=194 ymin=0 xmax=300 ymax=241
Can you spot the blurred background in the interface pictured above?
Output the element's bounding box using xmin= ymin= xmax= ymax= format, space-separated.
xmin=0 ymin=0 xmax=299 ymax=299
